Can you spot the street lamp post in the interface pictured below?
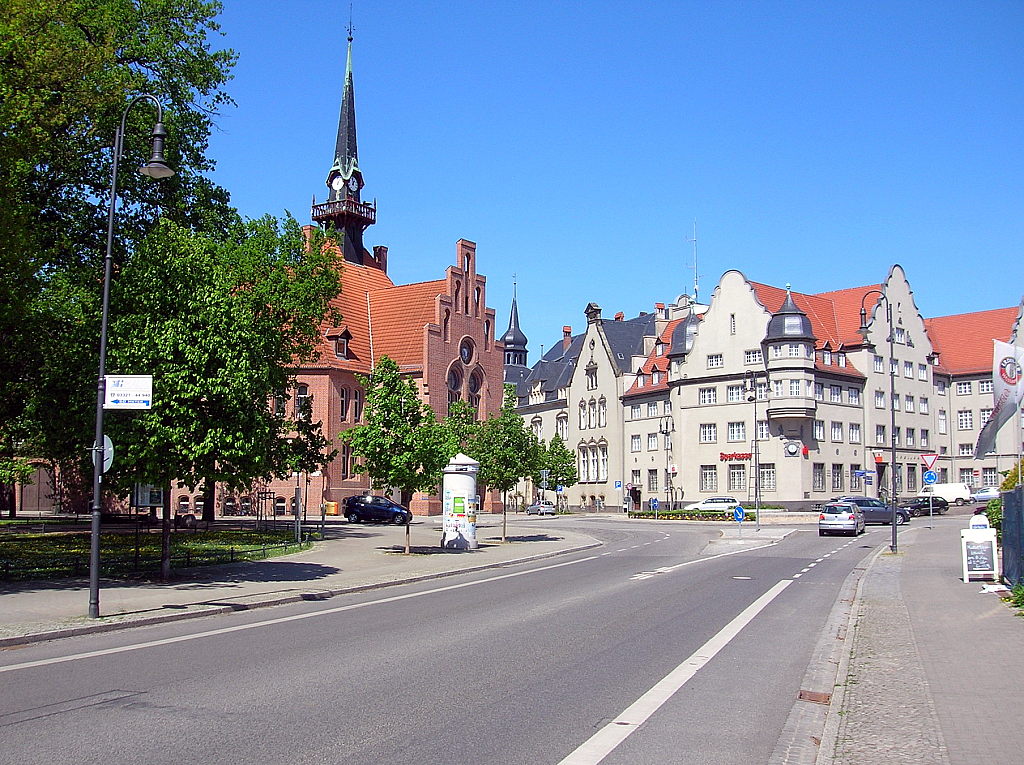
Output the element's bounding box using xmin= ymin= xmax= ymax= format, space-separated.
xmin=660 ymin=415 xmax=674 ymax=511
xmin=744 ymin=370 xmax=765 ymax=533
xmin=859 ymin=290 xmax=899 ymax=553
xmin=89 ymin=95 xmax=174 ymax=618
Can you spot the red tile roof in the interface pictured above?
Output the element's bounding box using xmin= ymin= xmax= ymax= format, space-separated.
xmin=624 ymin=318 xmax=683 ymax=397
xmin=367 ymin=279 xmax=446 ymax=370
xmin=925 ymin=307 xmax=1021 ymax=375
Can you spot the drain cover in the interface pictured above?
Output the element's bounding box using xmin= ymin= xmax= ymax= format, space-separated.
xmin=798 ymin=689 xmax=832 ymax=705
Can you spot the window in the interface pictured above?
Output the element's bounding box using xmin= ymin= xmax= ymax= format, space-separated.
xmin=586 ymin=366 xmax=598 ymax=390
xmin=557 ymin=415 xmax=568 ymax=440
xmin=647 ymin=433 xmax=659 ymax=451
xmin=892 ymin=393 xmax=899 ymax=411
xmin=630 ymin=435 xmax=641 ymax=452
xmin=849 ymin=423 xmax=862 ymax=443
xmin=727 ymin=385 xmax=744 ymax=403
xmin=906 ymin=428 xmax=915 ymax=446
xmin=699 ymin=423 xmax=717 ymax=443
xmin=579 ymin=403 xmax=587 ymax=430
xmin=578 ymin=448 xmax=589 ymax=482
xmin=938 ymin=409 xmax=947 ymax=434
xmin=960 ymin=467 xmax=976 ymax=487
xmin=590 ymin=449 xmax=599 ymax=483
xmin=636 ymin=374 xmax=645 ymax=388
xmin=707 ymin=353 xmax=723 ymax=369
xmin=789 ymin=379 xmax=801 ymax=397
xmin=875 ymin=390 xmax=885 ymax=409
xmin=958 ymin=443 xmax=974 ymax=456
xmin=956 ymin=381 xmax=972 ymax=396
xmin=907 ymin=466 xmax=917 ymax=492
xmin=891 ymin=358 xmax=898 ymax=376
xmin=664 ymin=400 xmax=672 ymax=414
xmin=656 ymin=342 xmax=664 ymax=355
xmin=531 ymin=418 xmax=542 ymax=439
xmin=831 ymin=421 xmax=844 ymax=442
xmin=874 ymin=355 xmax=884 ymax=373
xmin=632 ymin=470 xmax=641 ymax=487
xmin=648 ymin=469 xmax=659 ymax=492
xmin=876 ymin=424 xmax=886 ymax=444
xmin=848 ymin=388 xmax=860 ymax=406
xmin=983 ymin=467 xmax=999 ymax=487
xmin=295 ymin=384 xmax=311 ymax=420
xmin=759 ymin=463 xmax=777 ymax=491
xmin=335 ymin=337 xmax=349 ymax=359
xmin=339 ymin=388 xmax=349 ymax=421
xmin=957 ymin=410 xmax=973 ymax=430
xmin=894 ymin=327 xmax=906 ymax=344
xmin=700 ymin=465 xmax=718 ymax=492
xmin=813 ymin=463 xmax=825 ymax=491
xmin=937 ymin=380 xmax=947 ymax=396
xmin=745 ymin=349 xmax=763 ymax=365
xmin=831 ymin=464 xmax=844 ymax=492
xmin=772 ymin=379 xmax=784 ymax=397
xmin=905 ymin=395 xmax=914 ymax=412
xmin=823 ymin=350 xmax=832 ymax=366
xmin=894 ymin=427 xmax=901 ymax=445
xmin=756 ymin=420 xmax=770 ymax=440
xmin=630 ymin=404 xmax=641 ymax=419
xmin=920 ymin=429 xmax=929 ymax=447
xmin=588 ymin=400 xmax=597 ymax=429
xmin=813 ymin=420 xmax=825 ymax=440
xmin=918 ymin=364 xmax=928 ymax=381
xmin=727 ymin=422 xmax=746 ymax=442
xmin=919 ymin=397 xmax=929 ymax=414
xmin=787 ymin=343 xmax=805 ymax=358
xmin=728 ymin=464 xmax=746 ymax=491
xmin=699 ymin=387 xmax=717 ymax=405
xmin=979 ymin=379 xmax=994 ymax=394
xmin=830 ymin=385 xmax=842 ymax=403
xmin=652 ymin=371 xmax=661 ymax=385
xmin=647 ymin=402 xmax=659 ymax=417
xmin=599 ymin=446 xmax=608 ymax=481
xmin=838 ymin=353 xmax=847 ymax=367
xmin=730 ymin=314 xmax=736 ymax=335
xmin=850 ymin=464 xmax=862 ymax=491
xmin=981 ymin=408 xmax=993 ymax=425
xmin=814 ymin=383 xmax=824 ymax=401
xmin=904 ymin=361 xmax=914 ymax=379
xmin=664 ymin=431 xmax=672 ymax=450
xmin=756 ymin=382 xmax=768 ymax=400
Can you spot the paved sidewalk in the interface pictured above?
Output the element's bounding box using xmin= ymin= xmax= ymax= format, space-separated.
xmin=0 ymin=517 xmax=600 ymax=647
xmin=822 ymin=516 xmax=1023 ymax=765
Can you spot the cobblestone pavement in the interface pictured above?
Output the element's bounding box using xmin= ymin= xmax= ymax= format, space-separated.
xmin=830 ymin=549 xmax=951 ymax=764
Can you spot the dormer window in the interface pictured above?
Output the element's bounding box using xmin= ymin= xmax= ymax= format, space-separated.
xmin=783 ymin=316 xmax=803 ymax=335
xmin=335 ymin=338 xmax=349 ymax=359
xmin=822 ymin=350 xmax=832 ymax=365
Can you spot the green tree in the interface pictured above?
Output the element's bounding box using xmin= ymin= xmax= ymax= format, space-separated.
xmin=533 ymin=435 xmax=578 ymax=507
xmin=1000 ymin=459 xmax=1024 ymax=491
xmin=102 ymin=216 xmax=342 ymax=522
xmin=471 ymin=386 xmax=541 ymax=498
xmin=342 ymin=356 xmax=449 ymax=506
xmin=0 ymin=0 xmax=236 ymax=513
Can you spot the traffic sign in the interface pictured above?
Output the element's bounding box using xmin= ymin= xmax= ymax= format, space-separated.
xmin=615 ymin=480 xmax=622 ymax=490
xmin=923 ymin=470 xmax=938 ymax=485
xmin=734 ymin=505 xmax=745 ymax=523
xmin=93 ymin=435 xmax=114 ymax=474
xmin=104 ymin=375 xmax=153 ymax=410
xmin=921 ymin=453 xmax=939 ymax=471
xmin=650 ymin=498 xmax=659 ymax=511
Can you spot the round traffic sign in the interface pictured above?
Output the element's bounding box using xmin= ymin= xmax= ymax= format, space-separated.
xmin=650 ymin=498 xmax=660 ymax=511
xmin=923 ymin=470 xmax=938 ymax=485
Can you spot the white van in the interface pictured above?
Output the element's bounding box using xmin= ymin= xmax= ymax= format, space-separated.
xmin=917 ymin=482 xmax=972 ymax=506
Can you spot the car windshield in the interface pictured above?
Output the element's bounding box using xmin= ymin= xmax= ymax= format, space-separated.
xmin=823 ymin=505 xmax=850 ymax=514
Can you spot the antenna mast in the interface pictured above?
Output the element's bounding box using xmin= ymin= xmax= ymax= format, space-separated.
xmin=686 ymin=220 xmax=700 ymax=302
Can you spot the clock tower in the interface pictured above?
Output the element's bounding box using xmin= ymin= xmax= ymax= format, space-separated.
xmin=311 ymin=28 xmax=377 ymax=266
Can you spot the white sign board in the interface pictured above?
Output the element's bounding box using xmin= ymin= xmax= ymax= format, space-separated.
xmin=104 ymin=375 xmax=153 ymax=410
xmin=921 ymin=453 xmax=939 ymax=471
xmin=961 ymin=527 xmax=998 ymax=582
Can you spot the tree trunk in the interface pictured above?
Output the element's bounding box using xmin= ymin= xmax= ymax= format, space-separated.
xmin=2 ymin=482 xmax=14 ymax=518
xmin=200 ymin=480 xmax=215 ymax=523
xmin=161 ymin=487 xmax=172 ymax=581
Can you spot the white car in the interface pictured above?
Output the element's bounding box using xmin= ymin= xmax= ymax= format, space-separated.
xmin=971 ymin=487 xmax=1000 ymax=503
xmin=683 ymin=496 xmax=740 ymax=512
xmin=526 ymin=500 xmax=556 ymax=515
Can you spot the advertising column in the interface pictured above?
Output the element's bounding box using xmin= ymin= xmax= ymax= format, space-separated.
xmin=442 ymin=453 xmax=480 ymax=550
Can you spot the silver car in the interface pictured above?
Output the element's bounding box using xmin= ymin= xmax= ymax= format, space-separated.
xmin=819 ymin=501 xmax=865 ymax=537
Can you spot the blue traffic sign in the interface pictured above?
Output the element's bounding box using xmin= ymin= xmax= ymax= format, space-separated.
xmin=734 ymin=505 xmax=745 ymax=522
xmin=650 ymin=498 xmax=659 ymax=511
xmin=923 ymin=470 xmax=938 ymax=485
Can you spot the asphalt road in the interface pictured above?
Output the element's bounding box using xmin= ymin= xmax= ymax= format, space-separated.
xmin=0 ymin=516 xmax=892 ymax=765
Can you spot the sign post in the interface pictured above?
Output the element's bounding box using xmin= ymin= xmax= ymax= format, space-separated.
xmin=650 ymin=497 xmax=659 ymax=520
xmin=734 ymin=505 xmax=745 ymax=539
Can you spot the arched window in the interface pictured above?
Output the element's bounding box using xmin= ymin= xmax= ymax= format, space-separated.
xmin=588 ymin=399 xmax=597 ymax=429
xmin=295 ymin=384 xmax=310 ymax=420
xmin=453 ymin=282 xmax=461 ymax=313
xmin=578 ymin=446 xmax=588 ymax=482
xmin=598 ymin=397 xmax=607 ymax=427
xmin=484 ymin=320 xmax=491 ymax=350
xmin=352 ymin=390 xmax=362 ymax=422
xmin=474 ymin=286 xmax=481 ymax=316
xmin=531 ymin=417 xmax=542 ymax=439
xmin=556 ymin=414 xmax=568 ymax=440
xmin=579 ymin=402 xmax=587 ymax=430
xmin=447 ymin=365 xmax=463 ymax=406
xmin=339 ymin=387 xmax=349 ymax=421
xmin=443 ymin=309 xmax=451 ymax=342
xmin=340 ymin=443 xmax=352 ymax=479
xmin=468 ymin=370 xmax=483 ymax=414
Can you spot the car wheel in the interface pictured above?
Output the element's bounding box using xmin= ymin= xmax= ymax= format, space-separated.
xmin=819 ymin=530 xmax=826 ymax=536
xmin=895 ymin=513 xmax=906 ymax=526
xmin=392 ymin=513 xmax=406 ymax=525
xmin=956 ymin=498 xmax=965 ymax=506
xmin=346 ymin=512 xmax=360 ymax=524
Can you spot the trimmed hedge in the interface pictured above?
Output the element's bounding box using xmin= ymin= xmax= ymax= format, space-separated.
xmin=628 ymin=509 xmax=758 ymax=522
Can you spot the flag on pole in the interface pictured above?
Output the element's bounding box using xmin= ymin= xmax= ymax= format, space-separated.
xmin=974 ymin=340 xmax=1024 ymax=459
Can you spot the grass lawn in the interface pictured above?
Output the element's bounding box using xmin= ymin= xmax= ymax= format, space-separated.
xmin=0 ymin=528 xmax=313 ymax=581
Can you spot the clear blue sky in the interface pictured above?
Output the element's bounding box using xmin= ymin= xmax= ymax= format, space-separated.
xmin=207 ymin=1 xmax=1023 ymax=362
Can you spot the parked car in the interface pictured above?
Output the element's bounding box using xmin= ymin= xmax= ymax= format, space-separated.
xmin=819 ymin=501 xmax=865 ymax=536
xmin=836 ymin=496 xmax=910 ymax=525
xmin=683 ymin=496 xmax=740 ymax=512
xmin=343 ymin=495 xmax=412 ymax=524
xmin=917 ymin=482 xmax=972 ymax=506
xmin=899 ymin=496 xmax=949 ymax=517
xmin=526 ymin=500 xmax=556 ymax=515
xmin=970 ymin=487 xmax=1000 ymax=503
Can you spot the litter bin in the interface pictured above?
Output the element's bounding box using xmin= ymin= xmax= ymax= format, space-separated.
xmin=324 ymin=501 xmax=340 ymax=516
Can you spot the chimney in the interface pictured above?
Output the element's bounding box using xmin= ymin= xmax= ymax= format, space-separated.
xmin=563 ymin=325 xmax=572 ymax=351
xmin=614 ymin=311 xmax=624 ymax=321
xmin=372 ymin=245 xmax=388 ymax=273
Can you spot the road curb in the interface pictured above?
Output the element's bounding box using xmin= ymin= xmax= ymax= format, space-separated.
xmin=0 ymin=541 xmax=602 ymax=649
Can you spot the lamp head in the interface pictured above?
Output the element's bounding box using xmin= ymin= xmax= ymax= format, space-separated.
xmin=138 ymin=121 xmax=174 ymax=179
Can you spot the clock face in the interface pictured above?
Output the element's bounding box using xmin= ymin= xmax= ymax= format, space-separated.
xmin=330 ymin=176 xmax=344 ymax=191
xmin=347 ymin=176 xmax=360 ymax=192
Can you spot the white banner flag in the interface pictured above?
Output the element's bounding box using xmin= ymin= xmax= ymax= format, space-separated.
xmin=974 ymin=340 xmax=1024 ymax=459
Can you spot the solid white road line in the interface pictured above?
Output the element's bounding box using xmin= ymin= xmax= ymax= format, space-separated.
xmin=557 ymin=579 xmax=793 ymax=765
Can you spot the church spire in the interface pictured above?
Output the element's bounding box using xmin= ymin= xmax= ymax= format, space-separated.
xmin=501 ymin=278 xmax=529 ymax=367
xmin=311 ymin=20 xmax=378 ymax=267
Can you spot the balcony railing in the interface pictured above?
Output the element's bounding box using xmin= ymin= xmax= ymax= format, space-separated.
xmin=311 ymin=198 xmax=376 ymax=225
